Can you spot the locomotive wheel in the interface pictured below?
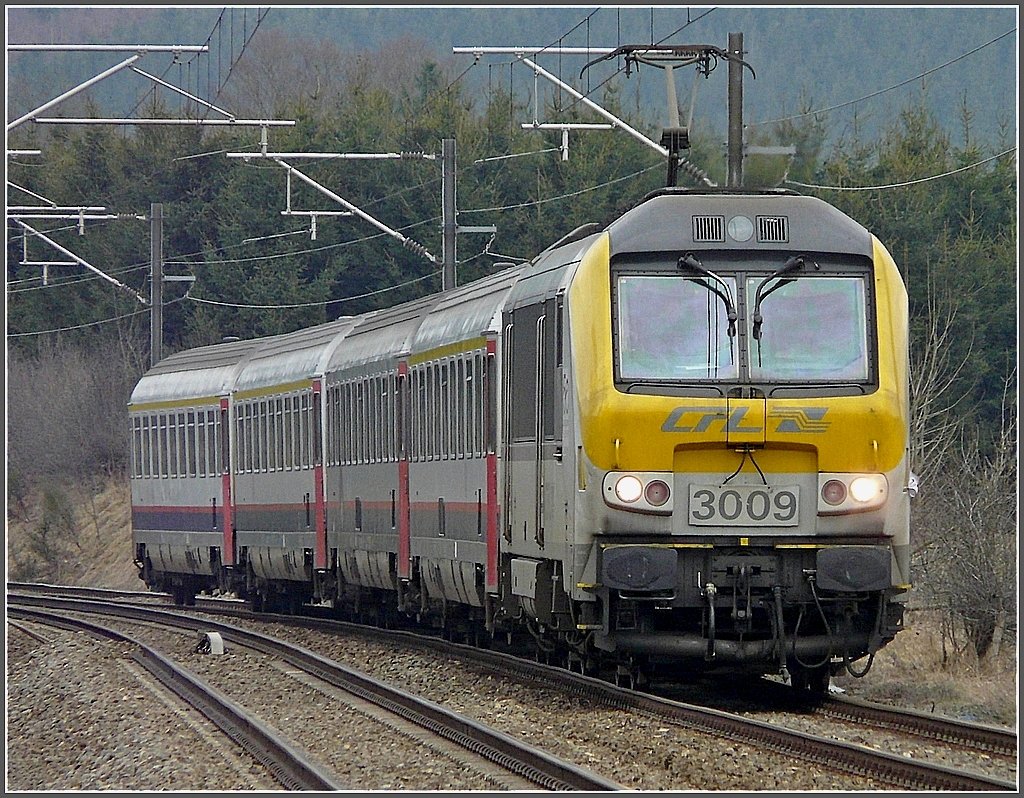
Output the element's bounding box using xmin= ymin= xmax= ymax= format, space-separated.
xmin=790 ymin=662 xmax=830 ymax=694
xmin=171 ymin=582 xmax=196 ymax=607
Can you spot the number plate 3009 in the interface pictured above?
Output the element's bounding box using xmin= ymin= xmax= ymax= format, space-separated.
xmin=688 ymin=485 xmax=799 ymax=526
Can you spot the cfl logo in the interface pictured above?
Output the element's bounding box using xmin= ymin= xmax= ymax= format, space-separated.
xmin=660 ymin=406 xmax=830 ymax=434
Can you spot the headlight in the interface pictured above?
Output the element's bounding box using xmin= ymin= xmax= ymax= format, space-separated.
xmin=818 ymin=473 xmax=888 ymax=515
xmin=850 ymin=476 xmax=884 ymax=503
xmin=614 ymin=475 xmax=643 ymax=503
xmin=603 ymin=472 xmax=674 ymax=514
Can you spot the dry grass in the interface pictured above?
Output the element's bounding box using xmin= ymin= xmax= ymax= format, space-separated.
xmin=6 ymin=475 xmax=1018 ymax=729
xmin=7 ymin=476 xmax=139 ymax=591
xmin=833 ymin=606 xmax=1018 ymax=728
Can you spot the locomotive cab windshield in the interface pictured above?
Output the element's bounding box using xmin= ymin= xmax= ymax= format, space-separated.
xmin=613 ymin=252 xmax=876 ymax=394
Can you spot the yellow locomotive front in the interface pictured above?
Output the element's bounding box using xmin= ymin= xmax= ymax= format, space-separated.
xmin=566 ymin=189 xmax=911 ymax=689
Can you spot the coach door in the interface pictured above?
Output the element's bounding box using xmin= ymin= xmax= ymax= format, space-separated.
xmin=503 ymin=296 xmax=561 ymax=555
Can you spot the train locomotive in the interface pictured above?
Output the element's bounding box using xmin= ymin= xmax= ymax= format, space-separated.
xmin=129 ymin=187 xmax=912 ymax=691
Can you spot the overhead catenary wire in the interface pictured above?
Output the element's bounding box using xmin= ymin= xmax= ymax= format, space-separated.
xmin=186 ymin=268 xmax=440 ymax=310
xmin=785 ymin=147 xmax=1016 ymax=192
xmin=7 ymin=295 xmax=187 ymax=338
xmin=748 ymin=27 xmax=1017 ymax=128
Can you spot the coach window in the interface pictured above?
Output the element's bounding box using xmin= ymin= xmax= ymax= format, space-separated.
xmin=469 ymin=353 xmax=479 ymax=456
xmin=338 ymin=383 xmax=349 ymax=465
xmin=159 ymin=414 xmax=171 ymax=477
xmin=196 ymin=411 xmax=207 ymax=477
xmin=243 ymin=404 xmax=250 ymax=473
xmin=206 ymin=409 xmax=216 ymax=476
xmin=437 ymin=363 xmax=447 ymax=459
xmin=171 ymin=414 xmax=182 ymax=477
xmin=352 ymin=381 xmax=363 ymax=464
xmin=206 ymin=409 xmax=215 ymax=477
xmin=324 ymin=387 xmax=335 ymax=466
xmin=371 ymin=376 xmax=381 ymax=463
xmin=149 ymin=415 xmax=160 ymax=477
xmin=267 ymin=397 xmax=277 ymax=471
xmin=134 ymin=417 xmax=143 ymax=477
xmin=374 ymin=377 xmax=381 ymax=463
xmin=294 ymin=393 xmax=303 ymax=468
xmin=236 ymin=404 xmax=247 ymax=473
xmin=435 ymin=362 xmax=444 ymax=459
xmin=163 ymin=414 xmax=172 ymax=477
xmin=248 ymin=402 xmax=257 ymax=472
xmin=296 ymin=393 xmax=304 ymax=469
xmin=186 ymin=411 xmax=197 ymax=478
xmin=433 ymin=365 xmax=441 ymax=459
xmin=463 ymin=359 xmax=473 ymax=456
xmin=382 ymin=374 xmax=390 ymax=462
xmin=275 ymin=397 xmax=284 ymax=471
xmin=134 ymin=417 xmax=143 ymax=478
xmin=337 ymin=384 xmax=346 ymax=465
xmin=253 ymin=400 xmax=262 ymax=472
xmin=323 ymin=388 xmax=333 ymax=466
xmin=343 ymin=382 xmax=353 ymax=465
xmin=252 ymin=403 xmax=262 ymax=471
xmin=408 ymin=370 xmax=418 ymax=462
xmin=173 ymin=413 xmax=184 ymax=477
xmin=234 ymin=405 xmax=243 ymax=473
xmin=265 ymin=399 xmax=274 ymax=472
xmin=251 ymin=399 xmax=260 ymax=475
xmin=162 ymin=414 xmax=172 ymax=477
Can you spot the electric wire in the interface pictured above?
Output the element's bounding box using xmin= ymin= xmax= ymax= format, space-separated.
xmin=785 ymin=147 xmax=1016 ymax=192
xmin=749 ymin=27 xmax=1017 ymax=129
xmin=186 ymin=268 xmax=440 ymax=310
xmin=7 ymin=295 xmax=187 ymax=338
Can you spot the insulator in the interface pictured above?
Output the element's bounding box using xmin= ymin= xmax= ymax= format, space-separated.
xmin=679 ymin=157 xmax=714 ymax=187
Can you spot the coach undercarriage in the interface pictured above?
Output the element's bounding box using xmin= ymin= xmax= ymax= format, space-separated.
xmin=136 ymin=533 xmax=903 ymax=694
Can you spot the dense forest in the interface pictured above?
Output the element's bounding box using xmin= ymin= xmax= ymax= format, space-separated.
xmin=5 ymin=15 xmax=1018 ymax=655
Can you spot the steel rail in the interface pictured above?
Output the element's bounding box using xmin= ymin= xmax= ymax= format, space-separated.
xmin=7 ymin=593 xmax=622 ymax=792
xmin=227 ymin=601 xmax=1018 ymax=792
xmin=7 ymin=605 xmax=346 ymax=791
xmin=740 ymin=676 xmax=1018 ymax=758
xmin=11 ymin=584 xmax=1015 ymax=791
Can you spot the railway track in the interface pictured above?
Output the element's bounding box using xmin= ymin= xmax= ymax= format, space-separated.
xmin=7 ymin=590 xmax=620 ymax=792
xmin=8 ymin=582 xmax=1018 ymax=791
xmin=8 ymin=604 xmax=343 ymax=791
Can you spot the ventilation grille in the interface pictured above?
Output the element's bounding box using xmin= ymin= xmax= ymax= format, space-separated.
xmin=757 ymin=215 xmax=789 ymax=242
xmin=692 ymin=215 xmax=724 ymax=243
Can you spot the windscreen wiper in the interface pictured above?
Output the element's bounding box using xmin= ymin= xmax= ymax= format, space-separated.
xmin=678 ymin=253 xmax=737 ymax=336
xmin=752 ymin=255 xmax=807 ymax=340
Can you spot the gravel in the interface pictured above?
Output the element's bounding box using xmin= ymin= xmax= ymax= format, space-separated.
xmin=5 ymin=623 xmax=278 ymax=791
xmin=7 ymin=611 xmax=907 ymax=792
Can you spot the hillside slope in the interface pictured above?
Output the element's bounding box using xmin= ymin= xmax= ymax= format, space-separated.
xmin=7 ymin=476 xmax=139 ymax=591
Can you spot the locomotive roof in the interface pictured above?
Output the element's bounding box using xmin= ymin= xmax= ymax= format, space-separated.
xmin=607 ymin=190 xmax=873 ymax=257
xmin=505 ymin=229 xmax=604 ymax=309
